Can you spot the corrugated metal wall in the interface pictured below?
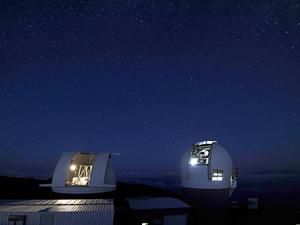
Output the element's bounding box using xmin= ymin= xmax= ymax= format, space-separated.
xmin=0 ymin=200 xmax=114 ymax=225
xmin=0 ymin=199 xmax=114 ymax=225
xmin=0 ymin=211 xmax=114 ymax=225
xmin=54 ymin=212 xmax=113 ymax=225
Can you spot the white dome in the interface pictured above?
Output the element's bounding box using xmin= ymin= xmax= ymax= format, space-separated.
xmin=180 ymin=141 xmax=234 ymax=189
xmin=51 ymin=152 xmax=116 ymax=194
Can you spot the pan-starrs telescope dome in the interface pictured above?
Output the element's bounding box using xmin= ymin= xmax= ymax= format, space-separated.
xmin=179 ymin=141 xmax=237 ymax=225
xmin=51 ymin=152 xmax=116 ymax=194
xmin=180 ymin=140 xmax=237 ymax=192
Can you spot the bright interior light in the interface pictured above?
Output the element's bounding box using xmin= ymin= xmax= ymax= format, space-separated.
xmin=212 ymin=169 xmax=223 ymax=181
xmin=190 ymin=158 xmax=198 ymax=166
xmin=69 ymin=164 xmax=77 ymax=171
xmin=142 ymin=223 xmax=148 ymax=225
xmin=212 ymin=177 xmax=223 ymax=181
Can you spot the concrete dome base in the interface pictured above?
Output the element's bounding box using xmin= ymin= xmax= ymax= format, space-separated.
xmin=182 ymin=187 xmax=230 ymax=209
xmin=182 ymin=187 xmax=231 ymax=225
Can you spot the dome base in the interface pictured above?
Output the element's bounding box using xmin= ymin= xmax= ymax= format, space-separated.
xmin=181 ymin=187 xmax=231 ymax=224
xmin=52 ymin=185 xmax=116 ymax=194
xmin=181 ymin=187 xmax=230 ymax=209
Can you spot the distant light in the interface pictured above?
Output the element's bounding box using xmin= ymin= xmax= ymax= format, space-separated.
xmin=190 ymin=158 xmax=198 ymax=166
xmin=69 ymin=164 xmax=77 ymax=171
xmin=142 ymin=223 xmax=148 ymax=225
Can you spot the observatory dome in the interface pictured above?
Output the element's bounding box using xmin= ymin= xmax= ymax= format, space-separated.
xmin=180 ymin=141 xmax=237 ymax=190
xmin=51 ymin=152 xmax=116 ymax=194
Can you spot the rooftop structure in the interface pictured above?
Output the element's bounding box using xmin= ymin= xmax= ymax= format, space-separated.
xmin=127 ymin=197 xmax=190 ymax=210
xmin=126 ymin=197 xmax=191 ymax=225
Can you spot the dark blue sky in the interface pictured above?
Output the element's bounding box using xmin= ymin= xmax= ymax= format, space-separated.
xmin=0 ymin=0 xmax=300 ymax=177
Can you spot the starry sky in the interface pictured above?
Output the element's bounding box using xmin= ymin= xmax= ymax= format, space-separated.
xmin=0 ymin=0 xmax=300 ymax=177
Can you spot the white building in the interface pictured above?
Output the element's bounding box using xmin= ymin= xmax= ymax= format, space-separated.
xmin=180 ymin=140 xmax=237 ymax=191
xmin=180 ymin=141 xmax=237 ymax=211
xmin=49 ymin=152 xmax=116 ymax=194
xmin=0 ymin=199 xmax=114 ymax=225
xmin=127 ymin=197 xmax=191 ymax=225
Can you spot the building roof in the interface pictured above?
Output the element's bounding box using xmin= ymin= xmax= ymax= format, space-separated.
xmin=0 ymin=199 xmax=114 ymax=213
xmin=127 ymin=197 xmax=190 ymax=210
xmin=0 ymin=205 xmax=50 ymax=212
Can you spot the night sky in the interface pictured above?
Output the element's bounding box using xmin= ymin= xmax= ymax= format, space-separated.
xmin=1 ymin=0 xmax=300 ymax=177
